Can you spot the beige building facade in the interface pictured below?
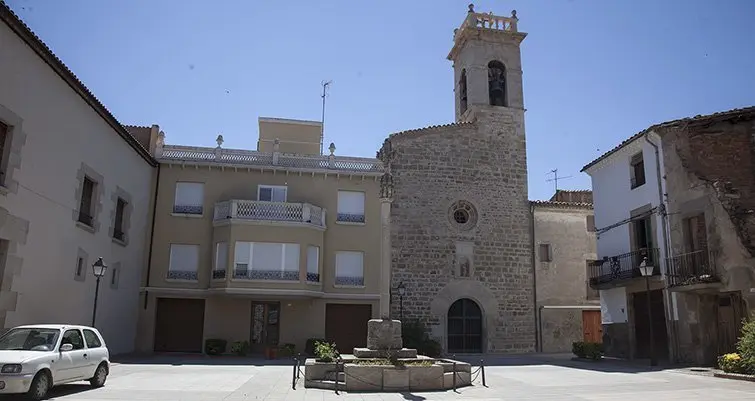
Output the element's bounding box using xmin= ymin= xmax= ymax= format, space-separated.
xmin=135 ymin=118 xmax=390 ymax=355
xmin=532 ymin=191 xmax=600 ymax=353
xmin=0 ymin=5 xmax=157 ymax=354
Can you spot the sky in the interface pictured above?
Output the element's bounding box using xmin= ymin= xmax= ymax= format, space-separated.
xmin=6 ymin=0 xmax=755 ymax=200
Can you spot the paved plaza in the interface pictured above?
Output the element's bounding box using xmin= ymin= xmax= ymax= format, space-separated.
xmin=34 ymin=355 xmax=755 ymax=401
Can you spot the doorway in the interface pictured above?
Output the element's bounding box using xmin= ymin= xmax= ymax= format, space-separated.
xmin=632 ymin=289 xmax=668 ymax=360
xmin=447 ymin=298 xmax=483 ymax=354
xmin=250 ymin=302 xmax=280 ymax=354
xmin=325 ymin=303 xmax=372 ymax=354
xmin=582 ymin=310 xmax=603 ymax=343
xmin=154 ymin=298 xmax=205 ymax=353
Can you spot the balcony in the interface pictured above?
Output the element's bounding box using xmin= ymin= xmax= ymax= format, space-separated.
xmin=589 ymin=248 xmax=660 ymax=288
xmin=214 ymin=200 xmax=326 ymax=229
xmin=667 ymin=249 xmax=721 ymax=290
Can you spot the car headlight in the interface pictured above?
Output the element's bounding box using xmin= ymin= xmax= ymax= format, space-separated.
xmin=1 ymin=364 xmax=22 ymax=374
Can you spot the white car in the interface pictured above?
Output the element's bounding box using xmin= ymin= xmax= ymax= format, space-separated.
xmin=0 ymin=324 xmax=109 ymax=400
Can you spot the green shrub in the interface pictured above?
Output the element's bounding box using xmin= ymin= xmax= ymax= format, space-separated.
xmin=306 ymin=338 xmax=326 ymax=356
xmin=204 ymin=339 xmax=227 ymax=355
xmin=314 ymin=340 xmax=339 ymax=362
xmin=230 ymin=340 xmax=250 ymax=356
xmin=402 ymin=320 xmax=442 ymax=357
xmin=736 ymin=317 xmax=755 ymax=373
xmin=572 ymin=341 xmax=603 ymax=360
xmin=718 ymin=353 xmax=749 ymax=374
xmin=279 ymin=343 xmax=296 ymax=358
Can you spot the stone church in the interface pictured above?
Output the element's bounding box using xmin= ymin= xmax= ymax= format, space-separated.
xmin=378 ymin=5 xmax=535 ymax=354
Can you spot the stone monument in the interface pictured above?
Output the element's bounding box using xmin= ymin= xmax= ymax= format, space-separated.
xmin=352 ymin=318 xmax=418 ymax=359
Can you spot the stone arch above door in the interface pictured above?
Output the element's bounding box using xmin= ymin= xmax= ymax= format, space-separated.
xmin=429 ymin=280 xmax=499 ymax=353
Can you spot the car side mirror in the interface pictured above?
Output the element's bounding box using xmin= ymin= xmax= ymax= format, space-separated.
xmin=59 ymin=343 xmax=73 ymax=352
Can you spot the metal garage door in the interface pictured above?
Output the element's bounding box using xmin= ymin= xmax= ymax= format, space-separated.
xmin=154 ymin=298 xmax=205 ymax=353
xmin=325 ymin=303 xmax=372 ymax=354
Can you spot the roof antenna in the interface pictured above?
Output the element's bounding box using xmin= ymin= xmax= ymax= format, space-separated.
xmin=546 ymin=168 xmax=573 ymax=193
xmin=320 ymin=80 xmax=332 ymax=155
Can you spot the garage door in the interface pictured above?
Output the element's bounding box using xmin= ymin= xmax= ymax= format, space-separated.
xmin=154 ymin=298 xmax=205 ymax=353
xmin=325 ymin=303 xmax=372 ymax=354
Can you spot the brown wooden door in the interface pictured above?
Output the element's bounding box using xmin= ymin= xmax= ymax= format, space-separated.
xmin=582 ymin=310 xmax=603 ymax=343
xmin=154 ymin=298 xmax=205 ymax=353
xmin=325 ymin=303 xmax=372 ymax=354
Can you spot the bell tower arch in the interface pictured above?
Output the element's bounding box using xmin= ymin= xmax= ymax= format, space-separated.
xmin=449 ymin=4 xmax=527 ymax=122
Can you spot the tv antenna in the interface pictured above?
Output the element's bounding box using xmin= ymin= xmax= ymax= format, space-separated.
xmin=320 ymin=80 xmax=332 ymax=155
xmin=546 ymin=169 xmax=573 ymax=192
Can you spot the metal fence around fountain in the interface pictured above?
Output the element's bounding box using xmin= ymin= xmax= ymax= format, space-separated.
xmin=291 ymin=353 xmax=487 ymax=393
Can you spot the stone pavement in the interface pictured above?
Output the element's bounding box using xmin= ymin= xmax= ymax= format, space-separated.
xmin=40 ymin=355 xmax=755 ymax=400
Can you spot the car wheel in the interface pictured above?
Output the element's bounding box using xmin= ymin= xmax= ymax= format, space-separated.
xmin=89 ymin=363 xmax=107 ymax=388
xmin=26 ymin=371 xmax=50 ymax=400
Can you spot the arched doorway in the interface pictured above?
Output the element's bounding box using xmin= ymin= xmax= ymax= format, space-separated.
xmin=447 ymin=298 xmax=483 ymax=353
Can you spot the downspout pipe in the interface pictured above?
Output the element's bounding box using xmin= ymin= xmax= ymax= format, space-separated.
xmin=143 ymin=163 xmax=161 ymax=309
xmin=530 ymin=202 xmax=540 ymax=352
xmin=643 ymin=131 xmax=677 ymax=361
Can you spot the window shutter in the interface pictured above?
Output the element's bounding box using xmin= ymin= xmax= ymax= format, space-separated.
xmin=252 ymin=243 xmax=283 ymax=271
xmin=337 ymin=191 xmax=365 ymax=215
xmin=234 ymin=241 xmax=251 ymax=268
xmin=215 ymin=242 xmax=228 ymax=271
xmin=169 ymin=244 xmax=199 ymax=272
xmin=335 ymin=251 xmax=364 ymax=277
xmin=175 ymin=183 xmax=204 ymax=206
xmin=586 ymin=215 xmax=596 ymax=232
xmin=307 ymin=246 xmax=319 ymax=274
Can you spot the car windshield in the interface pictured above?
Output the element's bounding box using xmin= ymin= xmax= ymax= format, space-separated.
xmin=0 ymin=328 xmax=60 ymax=351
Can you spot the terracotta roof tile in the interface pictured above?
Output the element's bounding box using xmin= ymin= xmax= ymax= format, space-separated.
xmin=530 ymin=200 xmax=593 ymax=209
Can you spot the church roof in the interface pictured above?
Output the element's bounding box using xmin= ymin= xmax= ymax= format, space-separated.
xmin=387 ymin=121 xmax=474 ymax=141
xmin=530 ymin=200 xmax=593 ymax=209
xmin=580 ymin=106 xmax=755 ymax=173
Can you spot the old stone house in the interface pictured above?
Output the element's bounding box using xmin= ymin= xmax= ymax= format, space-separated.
xmin=533 ymin=190 xmax=600 ymax=353
xmin=378 ymin=6 xmax=535 ymax=354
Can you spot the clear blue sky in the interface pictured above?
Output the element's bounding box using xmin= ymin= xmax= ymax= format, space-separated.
xmin=7 ymin=0 xmax=755 ymax=200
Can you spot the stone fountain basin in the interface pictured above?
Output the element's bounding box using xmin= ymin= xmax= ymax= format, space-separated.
xmin=304 ymin=356 xmax=472 ymax=392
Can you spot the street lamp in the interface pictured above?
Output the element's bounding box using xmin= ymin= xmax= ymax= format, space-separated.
xmin=397 ymin=282 xmax=406 ymax=321
xmin=638 ymin=257 xmax=658 ymax=367
xmin=91 ymin=257 xmax=108 ymax=327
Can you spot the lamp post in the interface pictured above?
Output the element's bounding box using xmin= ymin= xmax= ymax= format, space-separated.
xmin=91 ymin=257 xmax=108 ymax=327
xmin=397 ymin=282 xmax=406 ymax=321
xmin=638 ymin=257 xmax=658 ymax=367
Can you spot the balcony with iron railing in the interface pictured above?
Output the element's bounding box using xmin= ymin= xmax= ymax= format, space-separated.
xmin=213 ymin=200 xmax=326 ymax=229
xmin=667 ymin=249 xmax=721 ymax=289
xmin=589 ymin=248 xmax=661 ymax=288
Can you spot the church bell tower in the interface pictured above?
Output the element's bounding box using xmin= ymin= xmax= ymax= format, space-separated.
xmin=449 ymin=4 xmax=527 ymax=122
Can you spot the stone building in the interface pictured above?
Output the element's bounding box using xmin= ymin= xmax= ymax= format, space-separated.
xmin=653 ymin=107 xmax=755 ymax=365
xmin=378 ymin=6 xmax=535 ymax=354
xmin=532 ymin=191 xmax=600 ymax=353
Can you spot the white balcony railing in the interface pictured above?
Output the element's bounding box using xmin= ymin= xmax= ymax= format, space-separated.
xmin=214 ymin=200 xmax=326 ymax=228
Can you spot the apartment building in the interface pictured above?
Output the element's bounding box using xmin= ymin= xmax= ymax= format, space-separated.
xmin=0 ymin=4 xmax=157 ymax=354
xmin=532 ymin=190 xmax=600 ymax=353
xmin=581 ymin=131 xmax=671 ymax=361
xmin=135 ymin=118 xmax=388 ymax=355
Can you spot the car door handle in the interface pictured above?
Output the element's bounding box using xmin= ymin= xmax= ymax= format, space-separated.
xmin=83 ymin=354 xmax=88 ymax=358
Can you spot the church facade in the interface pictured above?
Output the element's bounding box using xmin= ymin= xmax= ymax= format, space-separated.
xmin=378 ymin=6 xmax=535 ymax=354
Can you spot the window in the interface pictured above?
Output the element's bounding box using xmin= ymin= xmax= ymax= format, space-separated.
xmin=113 ymin=198 xmax=127 ymax=241
xmin=459 ymin=69 xmax=468 ymax=115
xmin=683 ymin=214 xmax=707 ymax=253
xmin=258 ymin=185 xmax=287 ymax=202
xmin=630 ymin=153 xmax=646 ymax=189
xmin=586 ymin=261 xmax=600 ymax=301
xmin=539 ymin=244 xmax=552 ymax=262
xmin=307 ymin=246 xmax=320 ymax=283
xmin=337 ymin=190 xmax=366 ymax=223
xmin=83 ymin=329 xmax=102 ymax=348
xmin=61 ymin=329 xmax=85 ymax=350
xmin=586 ymin=215 xmax=596 ymax=232
xmin=0 ymin=122 xmax=8 ymax=184
xmin=75 ymin=257 xmax=84 ymax=278
xmin=488 ymin=60 xmax=507 ymax=107
xmin=213 ymin=242 xmax=228 ymax=280
xmin=335 ymin=251 xmax=364 ymax=286
xmin=233 ymin=242 xmax=300 ymax=281
xmin=168 ymin=244 xmax=199 ymax=280
xmin=78 ymin=177 xmax=96 ymax=226
xmin=110 ymin=263 xmax=120 ymax=289
xmin=173 ymin=182 xmax=204 ymax=215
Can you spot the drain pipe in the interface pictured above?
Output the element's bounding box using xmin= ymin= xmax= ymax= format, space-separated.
xmin=530 ymin=202 xmax=539 ymax=352
xmin=643 ymin=132 xmax=677 ymax=362
xmin=143 ymin=163 xmax=161 ymax=310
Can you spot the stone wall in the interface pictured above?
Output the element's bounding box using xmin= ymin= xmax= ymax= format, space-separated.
xmin=379 ymin=106 xmax=535 ymax=353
